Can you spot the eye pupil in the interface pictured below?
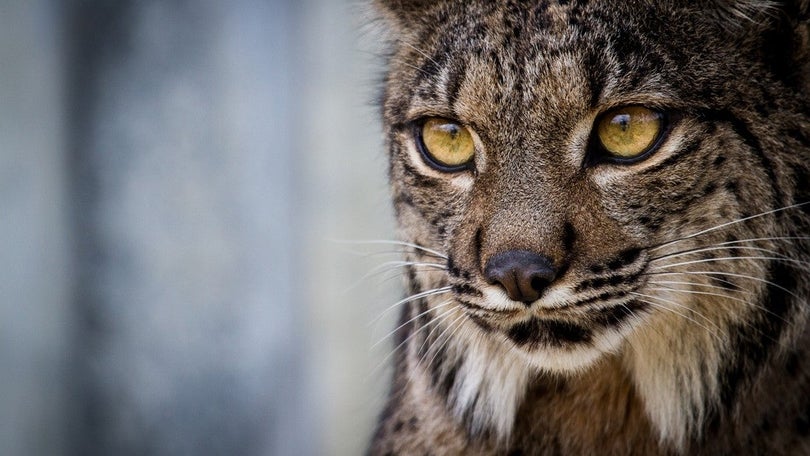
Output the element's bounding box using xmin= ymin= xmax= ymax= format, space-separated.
xmin=614 ymin=115 xmax=631 ymax=131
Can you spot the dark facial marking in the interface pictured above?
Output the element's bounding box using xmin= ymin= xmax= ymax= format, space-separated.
xmin=607 ymin=247 xmax=642 ymax=270
xmin=452 ymin=283 xmax=483 ymax=297
xmin=563 ymin=221 xmax=577 ymax=253
xmin=507 ymin=317 xmax=592 ymax=348
xmin=592 ymin=300 xmax=647 ymax=328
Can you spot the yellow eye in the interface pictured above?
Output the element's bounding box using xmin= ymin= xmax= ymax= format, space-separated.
xmin=596 ymin=106 xmax=663 ymax=159
xmin=419 ymin=117 xmax=475 ymax=169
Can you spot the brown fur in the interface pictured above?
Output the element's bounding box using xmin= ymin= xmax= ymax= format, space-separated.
xmin=368 ymin=1 xmax=810 ymax=454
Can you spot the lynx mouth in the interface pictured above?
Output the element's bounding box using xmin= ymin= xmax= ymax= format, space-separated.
xmin=442 ymin=246 xmax=652 ymax=359
xmin=503 ymin=300 xmax=648 ymax=350
xmin=449 ymin=271 xmax=650 ymax=355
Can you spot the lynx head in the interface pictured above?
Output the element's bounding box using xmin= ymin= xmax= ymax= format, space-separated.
xmin=374 ymin=0 xmax=810 ymax=445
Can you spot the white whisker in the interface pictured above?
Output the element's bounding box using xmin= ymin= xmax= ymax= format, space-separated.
xmin=409 ymin=308 xmax=465 ymax=374
xmin=631 ymin=292 xmax=725 ymax=342
xmin=646 ymin=284 xmax=792 ymax=330
xmin=331 ymin=239 xmax=448 ymax=259
xmin=343 ymin=260 xmax=447 ymax=294
xmin=650 ymin=245 xmax=793 ymax=264
xmin=343 ymin=248 xmax=448 ymax=261
xmin=368 ymin=306 xmax=457 ymax=380
xmin=651 ymin=255 xmax=810 ymax=273
xmin=400 ymin=40 xmax=441 ymax=67
xmin=650 ymin=272 xmax=795 ymax=325
xmin=368 ymin=286 xmax=454 ymax=327
xmin=394 ymin=59 xmax=436 ymax=77
xmin=645 ymin=286 xmax=752 ymax=306
xmin=420 ymin=313 xmax=468 ymax=372
xmin=650 ymin=201 xmax=810 ymax=253
xmin=717 ymin=235 xmax=810 ymax=245
xmin=362 ymin=260 xmax=447 ymax=280
xmin=643 ymin=270 xmax=803 ymax=302
xmin=372 ymin=267 xmax=448 ymax=290
xmin=371 ymin=300 xmax=455 ymax=350
xmin=648 ymin=280 xmax=750 ymax=295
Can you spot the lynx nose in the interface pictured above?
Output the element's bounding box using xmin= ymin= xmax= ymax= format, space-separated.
xmin=484 ymin=250 xmax=556 ymax=304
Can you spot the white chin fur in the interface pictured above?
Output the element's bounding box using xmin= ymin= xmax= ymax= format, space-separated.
xmin=445 ymin=284 xmax=723 ymax=450
xmin=446 ymin=319 xmax=629 ymax=441
xmin=518 ymin=328 xmax=626 ymax=373
xmin=447 ymin=327 xmax=532 ymax=440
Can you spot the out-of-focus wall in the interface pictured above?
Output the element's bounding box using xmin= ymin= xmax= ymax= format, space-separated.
xmin=0 ymin=2 xmax=69 ymax=455
xmin=1 ymin=1 xmax=395 ymax=455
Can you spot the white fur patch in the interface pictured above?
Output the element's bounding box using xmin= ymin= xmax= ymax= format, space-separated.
xmin=429 ymin=280 xmax=731 ymax=447
xmin=438 ymin=312 xmax=642 ymax=441
xmin=447 ymin=325 xmax=532 ymax=439
xmin=624 ymin=285 xmax=726 ymax=449
xmin=480 ymin=287 xmax=524 ymax=311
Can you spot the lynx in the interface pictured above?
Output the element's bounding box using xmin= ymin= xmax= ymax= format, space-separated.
xmin=368 ymin=1 xmax=810 ymax=454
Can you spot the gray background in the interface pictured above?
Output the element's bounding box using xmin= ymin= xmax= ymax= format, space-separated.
xmin=1 ymin=0 xmax=398 ymax=454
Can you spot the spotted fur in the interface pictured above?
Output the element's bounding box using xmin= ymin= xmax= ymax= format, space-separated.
xmin=368 ymin=1 xmax=810 ymax=454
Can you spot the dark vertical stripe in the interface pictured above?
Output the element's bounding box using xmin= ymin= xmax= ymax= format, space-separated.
xmin=447 ymin=58 xmax=468 ymax=115
xmin=580 ymin=45 xmax=607 ymax=106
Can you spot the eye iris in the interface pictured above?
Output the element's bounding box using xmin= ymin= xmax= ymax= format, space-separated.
xmin=421 ymin=118 xmax=475 ymax=167
xmin=597 ymin=106 xmax=662 ymax=159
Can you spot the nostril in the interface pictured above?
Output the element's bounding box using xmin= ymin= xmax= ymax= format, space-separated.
xmin=484 ymin=250 xmax=557 ymax=305
xmin=530 ymin=276 xmax=549 ymax=292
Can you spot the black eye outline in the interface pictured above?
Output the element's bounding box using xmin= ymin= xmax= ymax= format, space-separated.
xmin=585 ymin=106 xmax=671 ymax=167
xmin=412 ymin=117 xmax=476 ymax=173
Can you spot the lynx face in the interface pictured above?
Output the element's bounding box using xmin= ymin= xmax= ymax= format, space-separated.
xmin=385 ymin=0 xmax=801 ymax=369
xmin=374 ymin=0 xmax=810 ymax=449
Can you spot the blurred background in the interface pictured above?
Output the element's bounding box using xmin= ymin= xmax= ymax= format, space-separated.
xmin=1 ymin=0 xmax=399 ymax=454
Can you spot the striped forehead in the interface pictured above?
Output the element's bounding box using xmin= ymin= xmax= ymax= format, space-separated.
xmin=395 ymin=1 xmax=681 ymax=124
xmin=401 ymin=9 xmax=596 ymax=132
